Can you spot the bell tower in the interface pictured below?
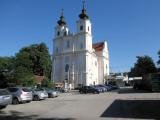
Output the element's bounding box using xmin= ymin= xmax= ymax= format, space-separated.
xmin=76 ymin=1 xmax=92 ymax=51
xmin=55 ymin=9 xmax=69 ymax=38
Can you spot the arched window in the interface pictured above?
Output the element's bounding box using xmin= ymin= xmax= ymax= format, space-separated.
xmin=56 ymin=47 xmax=58 ymax=53
xmin=80 ymin=25 xmax=83 ymax=31
xmin=65 ymin=64 xmax=69 ymax=72
xmin=88 ymin=26 xmax=89 ymax=31
xmin=64 ymin=31 xmax=67 ymax=36
xmin=95 ymin=61 xmax=97 ymax=66
xmin=57 ymin=31 xmax=60 ymax=36
xmin=80 ymin=42 xmax=83 ymax=49
xmin=67 ymin=41 xmax=70 ymax=48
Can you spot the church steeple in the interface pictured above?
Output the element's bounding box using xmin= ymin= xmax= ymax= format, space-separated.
xmin=57 ymin=9 xmax=67 ymax=26
xmin=79 ymin=1 xmax=89 ymax=20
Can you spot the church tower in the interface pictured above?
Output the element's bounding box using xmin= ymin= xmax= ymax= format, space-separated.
xmin=53 ymin=9 xmax=70 ymax=84
xmin=55 ymin=9 xmax=69 ymax=39
xmin=76 ymin=1 xmax=92 ymax=52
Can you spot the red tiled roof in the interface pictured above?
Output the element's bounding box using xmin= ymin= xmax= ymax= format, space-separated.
xmin=35 ymin=75 xmax=46 ymax=84
xmin=92 ymin=42 xmax=104 ymax=52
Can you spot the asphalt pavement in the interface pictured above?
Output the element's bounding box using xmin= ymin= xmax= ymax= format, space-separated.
xmin=1 ymin=87 xmax=160 ymax=120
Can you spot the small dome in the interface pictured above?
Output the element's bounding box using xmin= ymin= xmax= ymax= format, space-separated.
xmin=79 ymin=9 xmax=89 ymax=20
xmin=57 ymin=9 xmax=67 ymax=26
xmin=79 ymin=1 xmax=89 ymax=20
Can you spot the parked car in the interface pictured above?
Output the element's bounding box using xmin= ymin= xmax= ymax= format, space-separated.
xmin=31 ymin=88 xmax=48 ymax=101
xmin=98 ymin=84 xmax=111 ymax=91
xmin=0 ymin=89 xmax=12 ymax=109
xmin=96 ymin=85 xmax=107 ymax=92
xmin=60 ymin=88 xmax=69 ymax=93
xmin=41 ymin=88 xmax=58 ymax=98
xmin=107 ymin=84 xmax=119 ymax=90
xmin=79 ymin=86 xmax=100 ymax=94
xmin=104 ymin=85 xmax=112 ymax=91
xmin=7 ymin=87 xmax=32 ymax=104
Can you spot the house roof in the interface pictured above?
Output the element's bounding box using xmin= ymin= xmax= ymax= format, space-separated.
xmin=35 ymin=75 xmax=46 ymax=84
xmin=92 ymin=42 xmax=104 ymax=52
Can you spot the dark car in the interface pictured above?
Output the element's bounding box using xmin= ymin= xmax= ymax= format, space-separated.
xmin=98 ymin=84 xmax=111 ymax=91
xmin=107 ymin=84 xmax=119 ymax=90
xmin=79 ymin=86 xmax=100 ymax=94
xmin=96 ymin=85 xmax=107 ymax=92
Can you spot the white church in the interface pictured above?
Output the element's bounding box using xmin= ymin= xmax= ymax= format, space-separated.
xmin=52 ymin=3 xmax=109 ymax=89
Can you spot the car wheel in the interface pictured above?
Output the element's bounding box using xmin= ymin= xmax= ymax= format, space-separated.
xmin=50 ymin=94 xmax=54 ymax=98
xmin=79 ymin=91 xmax=82 ymax=94
xmin=26 ymin=101 xmax=31 ymax=103
xmin=93 ymin=91 xmax=96 ymax=94
xmin=33 ymin=95 xmax=39 ymax=101
xmin=0 ymin=105 xmax=7 ymax=109
xmin=12 ymin=98 xmax=19 ymax=105
xmin=48 ymin=94 xmax=51 ymax=98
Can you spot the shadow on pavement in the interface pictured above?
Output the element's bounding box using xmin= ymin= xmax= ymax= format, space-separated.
xmin=0 ymin=110 xmax=38 ymax=120
xmin=118 ymin=87 xmax=152 ymax=94
xmin=101 ymin=99 xmax=160 ymax=119
xmin=0 ymin=110 xmax=76 ymax=120
xmin=37 ymin=118 xmax=76 ymax=120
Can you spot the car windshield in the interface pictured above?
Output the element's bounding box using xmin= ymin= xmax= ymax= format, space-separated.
xmin=22 ymin=88 xmax=31 ymax=92
xmin=34 ymin=89 xmax=43 ymax=91
xmin=8 ymin=88 xmax=18 ymax=92
xmin=0 ymin=89 xmax=10 ymax=95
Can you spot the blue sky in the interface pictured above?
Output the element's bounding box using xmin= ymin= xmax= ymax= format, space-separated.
xmin=0 ymin=0 xmax=160 ymax=72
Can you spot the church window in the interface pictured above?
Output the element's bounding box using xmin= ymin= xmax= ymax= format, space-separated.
xmin=64 ymin=31 xmax=67 ymax=36
xmin=80 ymin=42 xmax=83 ymax=49
xmin=66 ymin=41 xmax=70 ymax=48
xmin=65 ymin=56 xmax=69 ymax=63
xmin=57 ymin=31 xmax=60 ymax=36
xmin=88 ymin=26 xmax=89 ymax=31
xmin=56 ymin=47 xmax=58 ymax=53
xmin=80 ymin=25 xmax=83 ymax=31
xmin=95 ymin=61 xmax=97 ymax=66
xmin=65 ymin=64 xmax=69 ymax=72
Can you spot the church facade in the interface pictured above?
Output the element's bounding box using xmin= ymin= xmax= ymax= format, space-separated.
xmin=52 ymin=5 xmax=109 ymax=89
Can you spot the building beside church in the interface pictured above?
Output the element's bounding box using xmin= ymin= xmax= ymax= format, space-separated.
xmin=52 ymin=4 xmax=109 ymax=89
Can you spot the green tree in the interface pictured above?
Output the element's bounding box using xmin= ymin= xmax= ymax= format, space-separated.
xmin=0 ymin=57 xmax=15 ymax=88
xmin=0 ymin=43 xmax=51 ymax=87
xmin=41 ymin=79 xmax=53 ymax=88
xmin=15 ymin=43 xmax=51 ymax=77
xmin=13 ymin=66 xmax=36 ymax=87
xmin=129 ymin=56 xmax=157 ymax=77
xmin=14 ymin=43 xmax=52 ymax=86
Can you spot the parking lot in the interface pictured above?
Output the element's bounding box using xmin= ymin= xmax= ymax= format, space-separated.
xmin=1 ymin=87 xmax=160 ymax=120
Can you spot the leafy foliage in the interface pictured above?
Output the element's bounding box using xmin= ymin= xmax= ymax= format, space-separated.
xmin=129 ymin=56 xmax=157 ymax=77
xmin=0 ymin=57 xmax=15 ymax=88
xmin=15 ymin=43 xmax=51 ymax=78
xmin=0 ymin=43 xmax=52 ymax=87
xmin=41 ymin=79 xmax=53 ymax=88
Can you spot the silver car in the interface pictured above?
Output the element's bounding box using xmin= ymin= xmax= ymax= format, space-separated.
xmin=0 ymin=89 xmax=12 ymax=109
xmin=32 ymin=88 xmax=48 ymax=101
xmin=7 ymin=87 xmax=33 ymax=104
xmin=42 ymin=88 xmax=58 ymax=98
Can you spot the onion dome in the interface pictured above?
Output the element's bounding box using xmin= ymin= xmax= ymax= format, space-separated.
xmin=79 ymin=1 xmax=89 ymax=20
xmin=57 ymin=9 xmax=67 ymax=26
